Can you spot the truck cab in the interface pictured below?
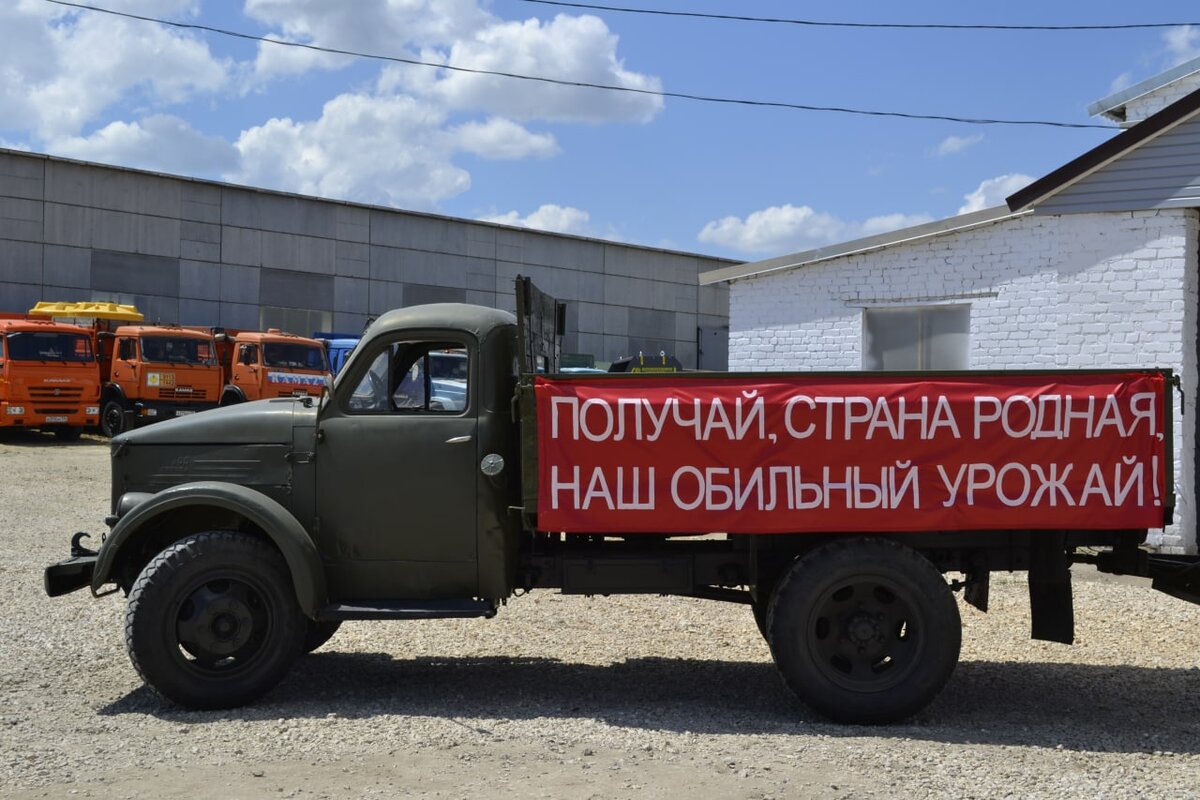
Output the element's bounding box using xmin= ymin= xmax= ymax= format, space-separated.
xmin=100 ymin=324 xmax=223 ymax=437
xmin=219 ymin=329 xmax=332 ymax=406
xmin=0 ymin=318 xmax=100 ymax=439
xmin=311 ymin=332 xmax=360 ymax=375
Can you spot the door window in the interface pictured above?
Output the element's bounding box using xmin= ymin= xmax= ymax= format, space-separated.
xmin=345 ymin=341 xmax=469 ymax=414
xmin=118 ymin=338 xmax=136 ymax=361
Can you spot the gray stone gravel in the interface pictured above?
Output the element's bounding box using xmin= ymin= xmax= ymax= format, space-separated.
xmin=2 ymin=430 xmax=1199 ymax=798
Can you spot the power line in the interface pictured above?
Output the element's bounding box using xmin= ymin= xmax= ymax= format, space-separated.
xmin=44 ymin=0 xmax=1115 ymax=130
xmin=520 ymin=0 xmax=1199 ymax=31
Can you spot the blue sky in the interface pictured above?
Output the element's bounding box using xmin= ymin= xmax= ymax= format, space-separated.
xmin=1 ymin=1 xmax=1198 ymax=261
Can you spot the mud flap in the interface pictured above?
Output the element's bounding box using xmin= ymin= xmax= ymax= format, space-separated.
xmin=1028 ymin=533 xmax=1074 ymax=644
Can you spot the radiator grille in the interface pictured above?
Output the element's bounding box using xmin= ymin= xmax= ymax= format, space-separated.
xmin=157 ymin=387 xmax=209 ymax=400
xmin=29 ymin=387 xmax=83 ymax=400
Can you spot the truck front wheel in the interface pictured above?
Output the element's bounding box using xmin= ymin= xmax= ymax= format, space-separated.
xmin=100 ymin=400 xmax=126 ymax=438
xmin=124 ymin=531 xmax=306 ymax=709
xmin=767 ymin=538 xmax=961 ymax=724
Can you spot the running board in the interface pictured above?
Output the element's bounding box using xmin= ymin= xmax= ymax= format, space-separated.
xmin=316 ymin=599 xmax=496 ymax=621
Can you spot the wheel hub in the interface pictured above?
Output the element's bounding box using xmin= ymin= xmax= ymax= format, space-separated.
xmin=194 ymin=598 xmax=253 ymax=655
xmin=846 ymin=611 xmax=885 ymax=649
xmin=177 ymin=582 xmax=262 ymax=663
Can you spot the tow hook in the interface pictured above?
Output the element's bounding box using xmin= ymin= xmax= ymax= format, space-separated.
xmin=71 ymin=532 xmax=98 ymax=558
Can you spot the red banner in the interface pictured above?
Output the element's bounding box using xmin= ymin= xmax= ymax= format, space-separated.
xmin=534 ymin=372 xmax=1169 ymax=534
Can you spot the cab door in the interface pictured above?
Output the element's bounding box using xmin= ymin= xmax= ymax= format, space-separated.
xmin=110 ymin=337 xmax=140 ymax=396
xmin=314 ymin=332 xmax=478 ymax=600
xmin=233 ymin=343 xmax=260 ymax=400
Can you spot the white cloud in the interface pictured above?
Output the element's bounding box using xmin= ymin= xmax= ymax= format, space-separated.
xmin=958 ymin=173 xmax=1034 ymax=214
xmin=697 ymin=205 xmax=933 ymax=256
xmin=0 ymin=0 xmax=659 ymax=214
xmin=245 ymin=0 xmax=490 ymax=52
xmin=48 ymin=115 xmax=239 ymax=175
xmin=1164 ymin=25 xmax=1200 ymax=65
xmin=480 ymin=204 xmax=594 ymax=236
xmin=934 ymin=133 xmax=983 ymax=157
xmin=417 ymin=14 xmax=663 ymax=123
xmin=451 ymin=118 xmax=558 ymax=160
xmin=1109 ymin=72 xmax=1134 ymax=94
xmin=243 ymin=0 xmax=494 ymax=84
xmin=231 ymin=93 xmax=471 ymax=209
xmin=249 ymin=34 xmax=352 ymax=82
xmin=0 ymin=2 xmax=230 ymax=139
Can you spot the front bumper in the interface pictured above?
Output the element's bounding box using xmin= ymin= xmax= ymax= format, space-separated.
xmin=131 ymin=401 xmax=218 ymax=426
xmin=44 ymin=532 xmax=100 ymax=597
xmin=45 ymin=554 xmax=97 ymax=596
xmin=1 ymin=401 xmax=98 ymax=429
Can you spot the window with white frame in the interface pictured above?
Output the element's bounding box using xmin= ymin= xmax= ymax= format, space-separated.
xmin=862 ymin=304 xmax=969 ymax=371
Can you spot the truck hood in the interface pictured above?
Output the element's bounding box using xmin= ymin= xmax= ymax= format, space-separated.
xmin=112 ymin=398 xmax=316 ymax=446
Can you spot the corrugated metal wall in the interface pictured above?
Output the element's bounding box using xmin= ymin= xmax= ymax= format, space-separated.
xmin=0 ymin=149 xmax=731 ymax=369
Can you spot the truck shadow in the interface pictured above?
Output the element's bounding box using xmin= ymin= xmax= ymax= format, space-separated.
xmin=0 ymin=429 xmax=106 ymax=447
xmin=100 ymin=654 xmax=1200 ymax=753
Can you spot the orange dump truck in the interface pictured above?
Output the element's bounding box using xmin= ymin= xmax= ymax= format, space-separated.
xmin=0 ymin=316 xmax=100 ymax=439
xmin=215 ymin=328 xmax=331 ymax=405
xmin=29 ymin=303 xmax=224 ymax=437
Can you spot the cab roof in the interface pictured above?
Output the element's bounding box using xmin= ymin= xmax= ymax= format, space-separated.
xmin=368 ymin=303 xmax=516 ymax=342
xmin=115 ymin=325 xmax=214 ymax=339
xmin=0 ymin=318 xmax=92 ymax=333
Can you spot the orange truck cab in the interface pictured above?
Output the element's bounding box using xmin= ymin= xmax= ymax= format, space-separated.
xmin=0 ymin=317 xmax=100 ymax=439
xmin=217 ymin=328 xmax=331 ymax=405
xmin=29 ymin=302 xmax=224 ymax=437
xmin=101 ymin=324 xmax=223 ymax=436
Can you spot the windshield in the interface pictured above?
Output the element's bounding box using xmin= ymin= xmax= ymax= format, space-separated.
xmin=6 ymin=331 xmax=94 ymax=363
xmin=263 ymin=342 xmax=328 ymax=371
xmin=140 ymin=336 xmax=216 ymax=365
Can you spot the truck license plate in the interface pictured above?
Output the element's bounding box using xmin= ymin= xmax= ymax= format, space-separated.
xmin=175 ymin=410 xmax=196 ymax=417
xmin=45 ymin=416 xmax=68 ymax=423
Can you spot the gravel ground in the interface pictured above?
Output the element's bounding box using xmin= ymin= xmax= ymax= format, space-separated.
xmin=2 ymin=430 xmax=1200 ymax=799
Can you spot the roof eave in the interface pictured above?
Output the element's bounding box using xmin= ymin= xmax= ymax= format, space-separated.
xmin=1008 ymin=86 xmax=1200 ymax=212
xmin=1087 ymin=56 xmax=1200 ymax=121
xmin=699 ymin=206 xmax=1025 ymax=285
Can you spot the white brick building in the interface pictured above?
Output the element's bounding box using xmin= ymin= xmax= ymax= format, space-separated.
xmin=702 ymin=60 xmax=1200 ymax=553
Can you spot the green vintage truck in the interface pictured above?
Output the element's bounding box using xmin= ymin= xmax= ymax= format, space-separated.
xmin=45 ymin=278 xmax=1200 ymax=724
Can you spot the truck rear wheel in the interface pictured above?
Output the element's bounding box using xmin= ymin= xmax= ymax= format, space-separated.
xmin=100 ymin=400 xmax=126 ymax=438
xmin=124 ymin=531 xmax=306 ymax=709
xmin=767 ymin=538 xmax=960 ymax=724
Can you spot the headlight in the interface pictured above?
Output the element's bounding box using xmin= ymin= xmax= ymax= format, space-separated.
xmin=86 ymin=406 xmax=99 ymax=415
xmin=6 ymin=406 xmax=23 ymax=415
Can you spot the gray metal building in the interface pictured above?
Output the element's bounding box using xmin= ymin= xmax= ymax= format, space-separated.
xmin=0 ymin=149 xmax=732 ymax=369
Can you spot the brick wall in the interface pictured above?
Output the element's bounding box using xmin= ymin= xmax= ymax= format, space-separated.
xmin=727 ymin=209 xmax=1199 ymax=553
xmin=1122 ymin=71 xmax=1200 ymax=124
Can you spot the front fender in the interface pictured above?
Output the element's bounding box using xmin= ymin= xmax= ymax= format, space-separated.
xmin=94 ymin=481 xmax=327 ymax=615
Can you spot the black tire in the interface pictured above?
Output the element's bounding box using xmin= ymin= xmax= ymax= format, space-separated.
xmin=54 ymin=426 xmax=82 ymax=442
xmin=767 ymin=538 xmax=961 ymax=725
xmin=124 ymin=531 xmax=306 ymax=709
xmin=100 ymin=399 xmax=126 ymax=438
xmin=750 ymin=593 xmax=770 ymax=641
xmin=220 ymin=391 xmax=243 ymax=407
xmin=303 ymin=620 xmax=342 ymax=653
